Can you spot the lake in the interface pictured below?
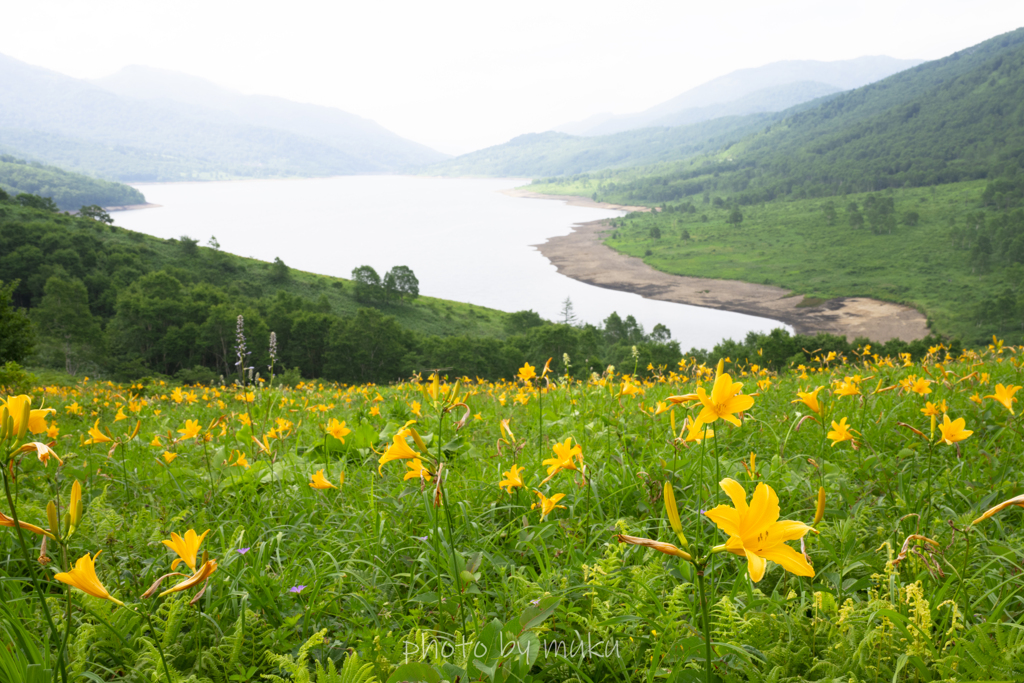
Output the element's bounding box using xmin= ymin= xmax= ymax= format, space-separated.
xmin=113 ymin=176 xmax=787 ymax=351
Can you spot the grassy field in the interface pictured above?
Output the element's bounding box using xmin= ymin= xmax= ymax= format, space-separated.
xmin=2 ymin=340 xmax=1023 ymax=682
xmin=528 ymin=179 xmax=1024 ymax=346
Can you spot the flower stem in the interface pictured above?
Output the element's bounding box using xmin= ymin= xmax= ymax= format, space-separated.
xmin=1 ymin=465 xmax=68 ymax=683
xmin=144 ymin=604 xmax=174 ymax=683
xmin=696 ymin=568 xmax=714 ymax=683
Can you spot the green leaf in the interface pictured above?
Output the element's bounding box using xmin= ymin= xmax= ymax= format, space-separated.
xmin=516 ymin=596 xmax=561 ymax=635
xmin=385 ymin=662 xmax=442 ymax=683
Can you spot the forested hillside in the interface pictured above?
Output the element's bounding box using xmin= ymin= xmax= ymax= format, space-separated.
xmin=539 ymin=28 xmax=1024 ymax=205
xmin=427 ymin=110 xmax=811 ymax=177
xmin=0 ymin=154 xmax=144 ymax=210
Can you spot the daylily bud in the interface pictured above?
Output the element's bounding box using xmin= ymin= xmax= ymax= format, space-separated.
xmin=663 ymin=481 xmax=688 ymax=548
xmin=0 ymin=406 xmax=9 ymax=440
xmin=813 ymin=486 xmax=826 ymax=525
xmin=69 ymin=480 xmax=83 ymax=531
xmin=409 ymin=427 xmax=428 ymax=453
xmin=17 ymin=400 xmax=30 ymax=440
xmin=46 ymin=501 xmax=59 ymax=537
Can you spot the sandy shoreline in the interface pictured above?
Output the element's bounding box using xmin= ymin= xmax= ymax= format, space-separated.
xmin=516 ymin=191 xmax=929 ymax=342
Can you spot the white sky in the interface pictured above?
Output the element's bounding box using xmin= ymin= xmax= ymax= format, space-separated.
xmin=3 ymin=0 xmax=1024 ymax=155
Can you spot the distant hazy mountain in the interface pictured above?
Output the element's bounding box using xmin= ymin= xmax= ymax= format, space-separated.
xmin=555 ymin=56 xmax=923 ymax=136
xmin=0 ymin=54 xmax=445 ymax=182
xmin=92 ymin=65 xmax=445 ymax=171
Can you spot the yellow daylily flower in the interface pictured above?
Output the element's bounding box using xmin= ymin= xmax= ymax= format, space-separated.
xmin=541 ymin=437 xmax=581 ymax=484
xmin=403 ymin=458 xmax=433 ymax=482
xmin=791 ymin=387 xmax=823 ymax=416
xmin=159 ymin=559 xmax=218 ymax=597
xmin=826 ymin=417 xmax=854 ymax=446
xmin=499 ymin=463 xmax=525 ymax=494
xmin=518 ymin=363 xmax=536 ymax=383
xmin=832 ymin=378 xmax=861 ymax=397
xmin=682 ymin=419 xmax=714 ymax=443
xmin=162 ymin=451 xmax=178 ymax=464
xmin=937 ymin=414 xmax=972 ymax=445
xmin=54 ymin=551 xmax=124 ymax=606
xmin=985 ymin=383 xmax=1020 ymax=415
xmin=694 ymin=370 xmax=754 ymax=427
xmin=161 ymin=529 xmax=210 ymax=571
xmin=84 ymin=419 xmax=112 ymax=445
xmin=909 ymin=377 xmax=932 ymax=395
xmin=326 ymin=418 xmax=351 ymax=441
xmin=2 ymin=395 xmax=55 ymax=438
xmin=532 ymin=490 xmax=566 ymax=521
xmin=705 ymin=478 xmax=815 ymax=583
xmin=309 ymin=469 xmax=336 ymax=490
xmin=177 ymin=419 xmax=201 ymax=440
xmin=377 ymin=429 xmax=421 ymax=474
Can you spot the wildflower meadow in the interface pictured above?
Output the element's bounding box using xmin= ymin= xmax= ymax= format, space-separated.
xmin=2 ymin=338 xmax=1023 ymax=682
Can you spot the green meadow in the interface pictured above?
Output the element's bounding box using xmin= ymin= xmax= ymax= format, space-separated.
xmin=2 ymin=341 xmax=1023 ymax=682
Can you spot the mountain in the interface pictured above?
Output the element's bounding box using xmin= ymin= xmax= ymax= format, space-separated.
xmin=427 ymin=94 xmax=838 ymax=178
xmin=645 ymin=81 xmax=840 ymax=128
xmin=0 ymin=54 xmax=445 ymax=182
xmin=555 ymin=56 xmax=923 ymax=136
xmin=0 ymin=153 xmax=144 ymax=210
xmin=427 ymin=114 xmax=779 ymax=178
xmin=562 ymin=27 xmax=1024 ymax=205
xmin=92 ymin=65 xmax=445 ymax=171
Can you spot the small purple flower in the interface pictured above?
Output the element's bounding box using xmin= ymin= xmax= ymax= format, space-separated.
xmin=414 ymin=536 xmax=429 ymax=543
xmin=530 ymin=598 xmax=541 ymax=606
xmin=289 ymin=585 xmax=307 ymax=594
xmin=236 ymin=547 xmax=250 ymax=555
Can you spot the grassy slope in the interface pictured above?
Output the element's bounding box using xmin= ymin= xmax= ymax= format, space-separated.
xmin=580 ymin=181 xmax=1020 ymax=345
xmin=108 ymin=227 xmax=512 ymax=339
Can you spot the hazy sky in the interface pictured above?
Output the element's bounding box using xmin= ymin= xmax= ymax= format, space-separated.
xmin=3 ymin=1 xmax=1024 ymax=155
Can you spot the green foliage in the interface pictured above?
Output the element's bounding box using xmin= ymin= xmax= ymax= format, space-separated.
xmin=31 ymin=272 xmax=105 ymax=374
xmin=0 ymin=279 xmax=35 ymax=364
xmin=0 ymin=154 xmax=144 ymax=210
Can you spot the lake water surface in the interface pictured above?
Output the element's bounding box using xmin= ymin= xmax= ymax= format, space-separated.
xmin=114 ymin=176 xmax=788 ymax=351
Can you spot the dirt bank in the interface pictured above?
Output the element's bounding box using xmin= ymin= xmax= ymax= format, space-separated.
xmin=533 ymin=217 xmax=930 ymax=342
